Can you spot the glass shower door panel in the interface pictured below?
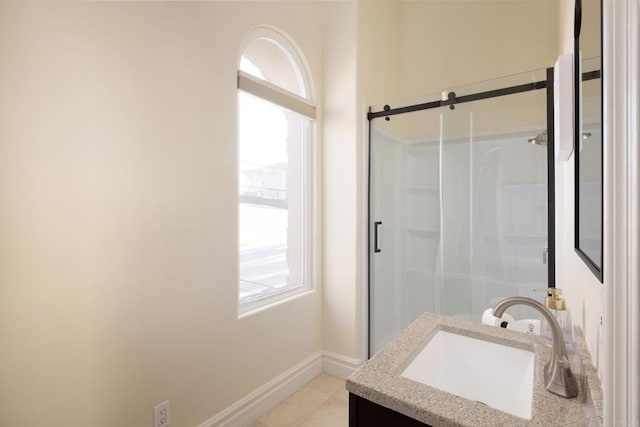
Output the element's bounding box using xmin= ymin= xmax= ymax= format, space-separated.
xmin=369 ymin=126 xmax=406 ymax=353
xmin=438 ymin=89 xmax=549 ymax=322
xmin=495 ymin=133 xmax=548 ymax=320
xmin=439 ymin=104 xmax=473 ymax=320
xmin=370 ymin=109 xmax=442 ymax=355
xmin=405 ymin=144 xmax=440 ymax=323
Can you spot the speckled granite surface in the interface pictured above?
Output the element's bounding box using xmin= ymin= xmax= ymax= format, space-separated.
xmin=347 ymin=313 xmax=603 ymax=427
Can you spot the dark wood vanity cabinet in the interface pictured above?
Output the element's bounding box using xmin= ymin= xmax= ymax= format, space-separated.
xmin=349 ymin=393 xmax=433 ymax=427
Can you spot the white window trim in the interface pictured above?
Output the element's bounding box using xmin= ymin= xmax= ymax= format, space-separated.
xmin=238 ymin=26 xmax=315 ymax=100
xmin=603 ymin=0 xmax=640 ymax=425
xmin=237 ymin=28 xmax=316 ymax=317
xmin=238 ymin=285 xmax=314 ymax=318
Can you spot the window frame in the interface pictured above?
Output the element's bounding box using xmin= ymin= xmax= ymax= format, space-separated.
xmin=236 ymin=27 xmax=316 ymax=317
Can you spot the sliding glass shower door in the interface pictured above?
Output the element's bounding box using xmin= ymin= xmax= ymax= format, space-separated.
xmin=369 ymin=110 xmax=442 ymax=351
xmin=369 ymin=69 xmax=552 ymax=355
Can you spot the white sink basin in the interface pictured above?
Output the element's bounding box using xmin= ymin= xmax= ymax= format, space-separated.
xmin=401 ymin=330 xmax=535 ymax=419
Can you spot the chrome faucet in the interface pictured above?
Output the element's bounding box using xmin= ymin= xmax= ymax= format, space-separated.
xmin=492 ymin=296 xmax=578 ymax=398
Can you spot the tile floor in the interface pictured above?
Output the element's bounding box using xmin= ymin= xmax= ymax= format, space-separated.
xmin=254 ymin=373 xmax=348 ymax=427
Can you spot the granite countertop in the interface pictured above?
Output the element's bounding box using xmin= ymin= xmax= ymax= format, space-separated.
xmin=347 ymin=312 xmax=603 ymax=427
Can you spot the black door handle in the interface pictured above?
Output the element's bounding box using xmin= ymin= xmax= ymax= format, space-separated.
xmin=374 ymin=221 xmax=382 ymax=253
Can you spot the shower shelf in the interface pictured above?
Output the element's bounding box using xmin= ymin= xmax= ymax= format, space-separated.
xmin=407 ymin=227 xmax=440 ymax=234
xmin=406 ymin=267 xmax=436 ymax=274
xmin=500 ymin=232 xmax=546 ymax=239
xmin=502 ymin=182 xmax=546 ymax=188
xmin=406 ymin=187 xmax=439 ymax=192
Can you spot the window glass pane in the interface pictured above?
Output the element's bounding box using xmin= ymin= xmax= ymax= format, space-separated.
xmin=240 ymin=39 xmax=305 ymax=97
xmin=239 ymin=91 xmax=309 ymax=304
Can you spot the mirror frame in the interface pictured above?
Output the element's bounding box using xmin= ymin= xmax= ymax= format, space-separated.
xmin=574 ymin=0 xmax=604 ymax=282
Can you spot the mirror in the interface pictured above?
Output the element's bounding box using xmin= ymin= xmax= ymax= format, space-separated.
xmin=574 ymin=0 xmax=603 ymax=282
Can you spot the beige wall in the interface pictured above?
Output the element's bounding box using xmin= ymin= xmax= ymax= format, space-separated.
xmin=321 ymin=1 xmax=360 ymax=359
xmin=356 ymin=1 xmax=403 ymax=358
xmin=555 ymin=0 xmax=604 ymax=371
xmin=399 ymin=1 xmax=559 ymax=99
xmin=0 ymin=2 xmax=323 ymax=426
xmin=321 ymin=0 xmax=403 ymax=360
xmin=365 ymin=1 xmax=560 ymax=144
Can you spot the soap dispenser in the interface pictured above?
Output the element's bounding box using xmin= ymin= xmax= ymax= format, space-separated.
xmin=534 ymin=287 xmax=574 ymax=352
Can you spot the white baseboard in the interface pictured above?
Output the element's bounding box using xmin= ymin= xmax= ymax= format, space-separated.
xmin=198 ymin=351 xmax=323 ymax=427
xmin=198 ymin=351 xmax=362 ymax=427
xmin=322 ymin=351 xmax=362 ymax=379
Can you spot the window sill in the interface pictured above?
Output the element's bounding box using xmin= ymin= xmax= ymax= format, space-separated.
xmin=237 ymin=285 xmax=314 ymax=319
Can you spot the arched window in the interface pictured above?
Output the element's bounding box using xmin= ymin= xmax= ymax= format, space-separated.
xmin=237 ymin=27 xmax=315 ymax=313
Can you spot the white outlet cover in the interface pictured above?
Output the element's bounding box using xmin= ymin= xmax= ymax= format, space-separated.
xmin=153 ymin=400 xmax=170 ymax=427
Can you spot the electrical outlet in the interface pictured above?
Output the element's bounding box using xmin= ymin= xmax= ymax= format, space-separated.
xmin=153 ymin=400 xmax=169 ymax=427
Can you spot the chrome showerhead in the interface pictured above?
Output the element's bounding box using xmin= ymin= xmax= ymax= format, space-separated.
xmin=528 ymin=130 xmax=547 ymax=146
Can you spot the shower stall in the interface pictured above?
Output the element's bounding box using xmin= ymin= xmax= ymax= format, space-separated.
xmin=368 ymin=68 xmax=555 ymax=355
